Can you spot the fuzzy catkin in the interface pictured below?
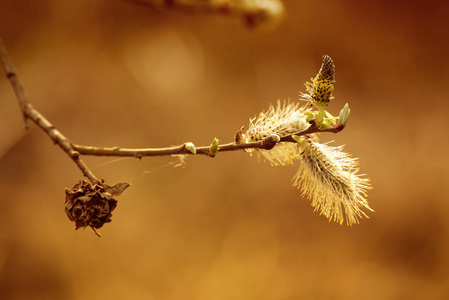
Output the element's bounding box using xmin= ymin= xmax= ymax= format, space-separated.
xmin=293 ymin=137 xmax=372 ymax=225
xmin=244 ymin=100 xmax=309 ymax=166
xmin=244 ymin=100 xmax=372 ymax=224
xmin=243 ymin=53 xmax=373 ymax=224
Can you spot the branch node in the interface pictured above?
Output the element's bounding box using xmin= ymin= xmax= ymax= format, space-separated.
xmin=261 ymin=135 xmax=279 ymax=150
xmin=335 ymin=124 xmax=345 ymax=132
xmin=70 ymin=150 xmax=80 ymax=158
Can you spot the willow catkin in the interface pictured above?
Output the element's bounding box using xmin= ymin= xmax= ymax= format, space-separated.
xmin=243 ymin=54 xmax=372 ymax=225
xmin=244 ymin=100 xmax=309 ymax=166
xmin=293 ymin=137 xmax=372 ymax=225
xmin=301 ymin=54 xmax=335 ymax=109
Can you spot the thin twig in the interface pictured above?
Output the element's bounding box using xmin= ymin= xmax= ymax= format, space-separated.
xmin=0 ymin=40 xmax=29 ymax=128
xmin=71 ymin=124 xmax=344 ymax=158
xmin=0 ymin=39 xmax=101 ymax=185
xmin=125 ymin=0 xmax=285 ymax=27
xmin=71 ymin=140 xmax=271 ymax=158
xmin=1 ymin=39 xmax=344 ymax=183
xmin=279 ymin=123 xmax=345 ymax=143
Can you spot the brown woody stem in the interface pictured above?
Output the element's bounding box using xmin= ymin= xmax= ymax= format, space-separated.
xmin=0 ymin=39 xmax=101 ymax=185
xmin=125 ymin=0 xmax=284 ymax=27
xmin=1 ymin=39 xmax=343 ymax=182
xmin=71 ymin=124 xmax=344 ymax=158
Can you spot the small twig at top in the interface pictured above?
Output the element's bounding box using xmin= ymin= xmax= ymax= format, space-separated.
xmin=125 ymin=0 xmax=285 ymax=27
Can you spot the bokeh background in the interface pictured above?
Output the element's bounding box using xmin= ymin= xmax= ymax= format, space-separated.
xmin=1 ymin=0 xmax=449 ymax=299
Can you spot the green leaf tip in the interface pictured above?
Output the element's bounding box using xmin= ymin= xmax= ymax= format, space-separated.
xmin=338 ymin=103 xmax=350 ymax=126
xmin=292 ymin=135 xmax=305 ymax=144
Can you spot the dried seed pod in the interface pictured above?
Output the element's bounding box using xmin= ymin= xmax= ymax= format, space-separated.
xmin=65 ymin=180 xmax=129 ymax=235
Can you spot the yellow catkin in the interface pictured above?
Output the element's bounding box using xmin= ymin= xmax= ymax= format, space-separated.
xmin=301 ymin=54 xmax=335 ymax=109
xmin=293 ymin=137 xmax=373 ymax=225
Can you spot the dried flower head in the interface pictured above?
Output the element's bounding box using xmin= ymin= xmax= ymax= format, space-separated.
xmin=65 ymin=180 xmax=129 ymax=236
xmin=243 ymin=100 xmax=309 ymax=166
xmin=292 ymin=137 xmax=372 ymax=225
xmin=301 ymin=54 xmax=335 ymax=109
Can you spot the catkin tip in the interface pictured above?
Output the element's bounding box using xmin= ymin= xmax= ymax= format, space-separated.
xmin=301 ymin=55 xmax=336 ymax=109
xmin=318 ymin=54 xmax=335 ymax=83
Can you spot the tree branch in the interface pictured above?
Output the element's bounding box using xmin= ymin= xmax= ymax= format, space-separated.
xmin=0 ymin=39 xmax=101 ymax=185
xmin=1 ymin=39 xmax=344 ymax=183
xmin=71 ymin=123 xmax=344 ymax=158
xmin=125 ymin=0 xmax=285 ymax=27
xmin=0 ymin=40 xmax=30 ymax=128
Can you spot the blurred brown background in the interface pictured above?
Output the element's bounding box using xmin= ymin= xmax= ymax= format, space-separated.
xmin=1 ymin=0 xmax=449 ymax=299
